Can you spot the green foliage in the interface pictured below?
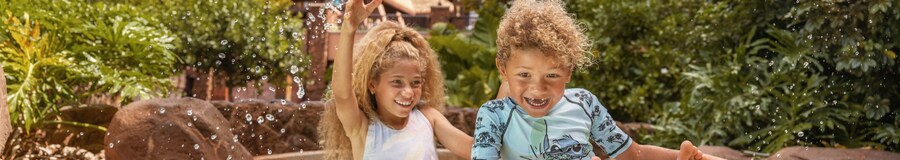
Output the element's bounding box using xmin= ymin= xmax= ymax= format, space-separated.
xmin=139 ymin=0 xmax=308 ymax=87
xmin=1 ymin=0 xmax=179 ymax=133
xmin=563 ymin=0 xmax=900 ymax=152
xmin=428 ymin=0 xmax=506 ymax=107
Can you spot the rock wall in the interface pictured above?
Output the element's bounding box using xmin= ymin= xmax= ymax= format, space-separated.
xmin=211 ymin=100 xmax=324 ymax=155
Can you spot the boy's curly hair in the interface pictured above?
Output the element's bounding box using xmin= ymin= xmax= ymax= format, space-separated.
xmin=496 ymin=0 xmax=591 ymax=69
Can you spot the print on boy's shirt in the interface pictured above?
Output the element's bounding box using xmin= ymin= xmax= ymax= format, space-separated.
xmin=522 ymin=119 xmax=592 ymax=160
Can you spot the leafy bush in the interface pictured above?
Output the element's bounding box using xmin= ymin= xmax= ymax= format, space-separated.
xmin=1 ymin=0 xmax=180 ymax=133
xmin=137 ymin=0 xmax=309 ymax=87
xmin=565 ymin=0 xmax=900 ymax=152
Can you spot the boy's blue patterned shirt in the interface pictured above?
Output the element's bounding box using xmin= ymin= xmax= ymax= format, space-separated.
xmin=471 ymin=88 xmax=632 ymax=160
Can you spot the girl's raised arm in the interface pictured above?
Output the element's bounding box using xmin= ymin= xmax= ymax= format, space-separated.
xmin=332 ymin=0 xmax=383 ymax=134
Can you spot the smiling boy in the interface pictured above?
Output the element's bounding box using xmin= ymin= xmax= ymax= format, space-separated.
xmin=470 ymin=0 xmax=723 ymax=160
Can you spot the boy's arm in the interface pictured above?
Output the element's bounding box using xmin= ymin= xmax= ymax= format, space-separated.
xmin=617 ymin=141 xmax=725 ymax=160
xmin=584 ymin=90 xmax=723 ymax=160
xmin=471 ymin=104 xmax=503 ymax=160
xmin=587 ymin=90 xmax=633 ymax=158
xmin=421 ymin=107 xmax=473 ymax=159
xmin=332 ymin=0 xmax=382 ymax=134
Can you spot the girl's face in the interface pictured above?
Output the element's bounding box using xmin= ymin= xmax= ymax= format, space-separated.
xmin=369 ymin=60 xmax=425 ymax=120
xmin=498 ymin=47 xmax=572 ymax=118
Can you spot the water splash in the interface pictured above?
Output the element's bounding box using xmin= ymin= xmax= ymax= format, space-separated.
xmin=257 ymin=116 xmax=264 ymax=124
xmin=290 ymin=65 xmax=299 ymax=74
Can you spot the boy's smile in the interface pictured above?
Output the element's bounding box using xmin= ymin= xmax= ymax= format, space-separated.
xmin=498 ymin=47 xmax=573 ymax=117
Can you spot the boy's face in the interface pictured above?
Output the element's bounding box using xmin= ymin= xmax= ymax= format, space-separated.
xmin=498 ymin=47 xmax=572 ymax=117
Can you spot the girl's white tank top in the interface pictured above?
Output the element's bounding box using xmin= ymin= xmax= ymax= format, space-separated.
xmin=363 ymin=108 xmax=438 ymax=160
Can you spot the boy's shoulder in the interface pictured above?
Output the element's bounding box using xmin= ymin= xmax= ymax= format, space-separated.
xmin=477 ymin=98 xmax=514 ymax=114
xmin=564 ymin=88 xmax=595 ymax=100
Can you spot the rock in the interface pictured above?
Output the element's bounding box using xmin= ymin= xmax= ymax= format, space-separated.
xmin=212 ymin=100 xmax=324 ymax=155
xmin=43 ymin=104 xmax=118 ymax=152
xmin=104 ymin=98 xmax=252 ymax=159
xmin=0 ymin=64 xmax=9 ymax=152
xmin=769 ymin=146 xmax=900 ymax=160
xmin=442 ymin=106 xmax=478 ymax=136
xmin=698 ymin=146 xmax=753 ymax=160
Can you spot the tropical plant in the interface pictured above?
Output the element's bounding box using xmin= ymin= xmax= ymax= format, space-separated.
xmin=428 ymin=0 xmax=506 ymax=107
xmin=1 ymin=0 xmax=181 ymax=134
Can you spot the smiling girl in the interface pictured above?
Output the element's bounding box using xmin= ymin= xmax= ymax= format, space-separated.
xmin=317 ymin=0 xmax=472 ymax=159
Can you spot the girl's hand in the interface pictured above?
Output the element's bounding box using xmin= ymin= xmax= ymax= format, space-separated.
xmin=343 ymin=0 xmax=382 ymax=28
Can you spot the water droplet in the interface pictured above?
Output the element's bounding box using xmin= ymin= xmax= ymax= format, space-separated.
xmin=218 ymin=53 xmax=226 ymax=59
xmin=293 ymin=76 xmax=301 ymax=83
xmin=211 ymin=134 xmax=218 ymax=140
xmin=245 ymin=114 xmax=253 ymax=122
xmin=297 ymin=87 xmax=306 ymax=99
xmin=159 ymin=107 xmax=166 ymax=114
xmin=194 ymin=144 xmax=200 ymax=150
xmin=221 ymin=40 xmax=229 ymax=45
xmin=227 ymin=155 xmax=232 ymax=160
xmin=187 ymin=109 xmax=193 ymax=116
xmin=262 ymin=75 xmax=269 ymax=81
xmin=109 ymin=143 xmax=114 ymax=148
xmin=266 ymin=114 xmax=275 ymax=121
xmin=233 ymin=136 xmax=239 ymax=142
xmin=268 ymin=149 xmax=273 ymax=154
xmin=257 ymin=116 xmax=265 ymax=124
xmin=280 ymin=99 xmax=287 ymax=105
xmin=188 ymin=122 xmax=193 ymax=127
xmin=280 ymin=128 xmax=286 ymax=133
xmin=798 ymin=131 xmax=804 ymax=137
xmin=290 ymin=65 xmax=299 ymax=74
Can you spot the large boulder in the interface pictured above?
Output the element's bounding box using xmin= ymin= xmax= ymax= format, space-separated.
xmin=104 ymin=98 xmax=252 ymax=159
xmin=769 ymin=146 xmax=900 ymax=160
xmin=212 ymin=100 xmax=324 ymax=155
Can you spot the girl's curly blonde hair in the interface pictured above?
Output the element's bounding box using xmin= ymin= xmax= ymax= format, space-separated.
xmin=317 ymin=21 xmax=446 ymax=160
xmin=496 ymin=0 xmax=592 ymax=69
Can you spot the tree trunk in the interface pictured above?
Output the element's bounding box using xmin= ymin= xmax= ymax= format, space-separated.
xmin=0 ymin=64 xmax=11 ymax=152
xmin=206 ymin=68 xmax=214 ymax=100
